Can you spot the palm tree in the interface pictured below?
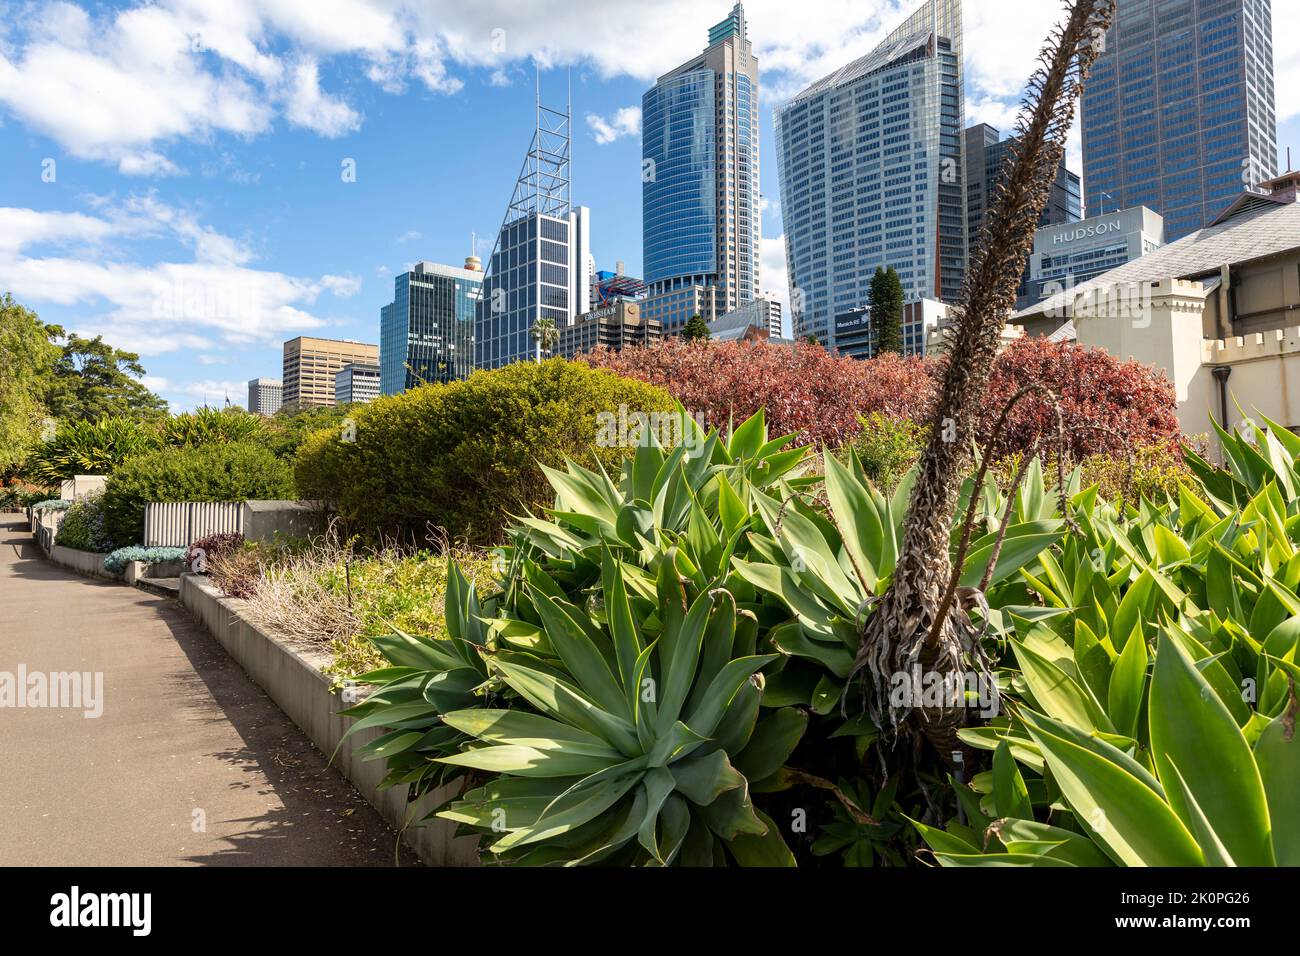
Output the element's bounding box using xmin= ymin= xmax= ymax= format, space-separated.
xmin=530 ymin=317 xmax=560 ymax=362
xmin=853 ymin=0 xmax=1117 ymax=764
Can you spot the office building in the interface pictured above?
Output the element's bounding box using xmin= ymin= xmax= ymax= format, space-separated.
xmin=559 ymin=300 xmax=661 ymax=358
xmin=1020 ymin=206 xmax=1165 ymax=325
xmin=476 ymin=79 xmax=594 ymax=369
xmin=246 ymin=378 xmax=282 ymax=416
xmin=281 ymin=337 xmax=379 ymax=411
xmin=834 ymin=298 xmax=949 ymax=359
xmin=641 ymin=285 xmax=719 ymax=335
xmin=379 ymin=259 xmax=482 ymax=395
xmin=775 ymin=0 xmax=966 ymax=348
xmin=642 ymin=2 xmax=760 ymax=332
xmin=1080 ymin=0 xmax=1277 ymax=241
xmin=335 ymin=363 xmax=381 ymax=405
xmin=965 ymin=123 xmax=1082 ymax=248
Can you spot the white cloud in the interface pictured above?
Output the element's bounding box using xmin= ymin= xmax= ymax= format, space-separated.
xmin=586 ymin=106 xmax=640 ymax=144
xmin=321 ymin=272 xmax=362 ymax=296
xmin=0 ymin=196 xmax=338 ymax=359
xmin=284 ymin=57 xmax=361 ymax=136
xmin=396 ymin=229 xmax=422 ymax=243
xmin=6 ymin=1 xmax=1289 ymax=177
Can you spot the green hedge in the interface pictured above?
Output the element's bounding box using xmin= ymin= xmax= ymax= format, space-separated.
xmin=294 ymin=359 xmax=676 ymax=544
xmin=101 ymin=442 xmax=294 ymax=546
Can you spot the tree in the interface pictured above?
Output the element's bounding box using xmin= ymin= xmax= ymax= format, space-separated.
xmin=853 ymin=0 xmax=1117 ymax=764
xmin=0 ymin=294 xmax=61 ymax=476
xmin=45 ymin=334 xmax=168 ymax=421
xmin=529 ymin=317 xmax=560 ymax=361
xmin=681 ymin=314 xmax=711 ymax=342
xmin=867 ymin=266 xmax=904 ymax=355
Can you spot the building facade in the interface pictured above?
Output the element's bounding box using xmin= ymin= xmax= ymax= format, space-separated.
xmin=334 ymin=363 xmax=381 ymax=405
xmin=281 ymin=337 xmax=379 ymax=412
xmin=1021 ymin=205 xmax=1165 ymax=323
xmin=775 ymin=0 xmax=966 ymax=348
xmin=965 ymin=122 xmax=1082 ymax=251
xmin=642 ymin=2 xmax=759 ymax=333
xmin=380 ymin=260 xmax=482 ymax=396
xmin=834 ymin=298 xmax=949 ymax=358
xmin=559 ymin=301 xmax=661 ymax=358
xmin=710 ymin=296 xmax=789 ymax=343
xmin=641 ymin=284 xmax=718 ymax=335
xmin=246 ymin=378 xmax=282 ymax=416
xmin=1080 ymin=0 xmax=1277 ymax=241
xmin=591 ymin=267 xmax=646 ymax=306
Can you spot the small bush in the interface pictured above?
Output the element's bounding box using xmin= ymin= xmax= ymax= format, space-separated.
xmin=842 ymin=413 xmax=929 ymax=492
xmin=208 ymin=547 xmax=262 ymax=599
xmin=103 ymin=546 xmax=187 ymax=574
xmin=32 ymin=498 xmax=71 ymax=512
xmin=25 ymin=416 xmax=158 ymax=484
xmin=54 ymin=491 xmax=115 ymax=552
xmin=295 ymin=359 xmax=675 ymax=545
xmin=186 ymin=532 xmax=245 ymax=571
xmin=100 ymin=442 xmax=294 ymax=547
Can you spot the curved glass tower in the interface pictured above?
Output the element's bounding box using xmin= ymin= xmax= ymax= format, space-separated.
xmin=641 ymin=3 xmax=760 ymax=333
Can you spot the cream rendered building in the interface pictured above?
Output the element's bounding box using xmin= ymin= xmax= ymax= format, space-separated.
xmin=1013 ymin=171 xmax=1300 ymax=460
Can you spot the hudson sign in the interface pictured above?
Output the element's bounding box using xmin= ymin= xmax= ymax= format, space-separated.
xmin=1050 ymin=219 xmax=1123 ymax=245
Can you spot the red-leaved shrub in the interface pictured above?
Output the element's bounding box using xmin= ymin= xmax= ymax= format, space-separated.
xmin=582 ymin=336 xmax=1181 ymax=459
xmin=581 ymin=340 xmax=934 ymax=447
xmin=976 ymin=336 xmax=1181 ymax=459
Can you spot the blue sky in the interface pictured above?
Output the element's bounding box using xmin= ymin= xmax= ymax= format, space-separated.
xmin=1 ymin=0 xmax=1297 ymax=411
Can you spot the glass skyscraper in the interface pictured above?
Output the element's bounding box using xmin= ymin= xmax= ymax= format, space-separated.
xmin=774 ymin=0 xmax=966 ymax=349
xmin=379 ymin=261 xmax=482 ymax=396
xmin=1080 ymin=0 xmax=1277 ymax=241
xmin=642 ymin=2 xmax=759 ymax=332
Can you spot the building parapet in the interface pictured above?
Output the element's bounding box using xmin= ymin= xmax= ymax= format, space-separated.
xmin=1205 ymin=325 xmax=1300 ymax=365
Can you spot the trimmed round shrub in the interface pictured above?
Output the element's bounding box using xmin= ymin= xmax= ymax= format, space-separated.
xmin=295 ymin=359 xmax=675 ymax=545
xmin=100 ymin=442 xmax=294 ymax=547
xmin=54 ymin=490 xmax=115 ymax=552
xmin=103 ymin=546 xmax=187 ymax=575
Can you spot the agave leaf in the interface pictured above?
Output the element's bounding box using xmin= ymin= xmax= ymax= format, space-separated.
xmin=1149 ymin=635 xmax=1274 ymax=866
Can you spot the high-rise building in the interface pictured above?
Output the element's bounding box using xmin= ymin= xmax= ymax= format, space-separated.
xmin=281 ymin=336 xmax=379 ymax=412
xmin=642 ymin=2 xmax=760 ymax=333
xmin=334 ymin=363 xmax=381 ymax=405
xmin=476 ymin=80 xmax=593 ymax=369
xmin=775 ymin=0 xmax=966 ymax=349
xmin=380 ymin=259 xmax=482 ymax=395
xmin=246 ymin=378 xmax=282 ymax=416
xmin=965 ymin=123 xmax=1082 ymax=249
xmin=710 ymin=296 xmax=785 ymax=342
xmin=834 ymin=298 xmax=950 ymax=358
xmin=1080 ymin=0 xmax=1277 ymax=242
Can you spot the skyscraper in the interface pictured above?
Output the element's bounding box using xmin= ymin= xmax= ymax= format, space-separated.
xmin=775 ymin=0 xmax=966 ymax=348
xmin=964 ymin=123 xmax=1082 ymax=250
xmin=1080 ymin=0 xmax=1277 ymax=241
xmin=379 ymin=259 xmax=482 ymax=396
xmin=641 ymin=2 xmax=760 ymax=334
xmin=476 ymin=79 xmax=592 ymax=369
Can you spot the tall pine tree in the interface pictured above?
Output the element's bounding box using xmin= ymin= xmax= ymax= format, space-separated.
xmin=867 ymin=266 xmax=904 ymax=355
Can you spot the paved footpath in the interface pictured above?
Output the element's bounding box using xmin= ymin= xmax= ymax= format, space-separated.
xmin=0 ymin=518 xmax=414 ymax=866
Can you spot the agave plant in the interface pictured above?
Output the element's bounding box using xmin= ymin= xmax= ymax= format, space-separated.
xmin=437 ymin=548 xmax=804 ymax=866
xmin=159 ymin=405 xmax=264 ymax=447
xmin=336 ymin=564 xmax=492 ymax=802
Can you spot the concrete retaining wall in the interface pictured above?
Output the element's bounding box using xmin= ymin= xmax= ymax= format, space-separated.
xmin=124 ymin=558 xmax=186 ymax=585
xmin=179 ymin=574 xmax=480 ymax=867
xmin=47 ymin=544 xmax=118 ymax=580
